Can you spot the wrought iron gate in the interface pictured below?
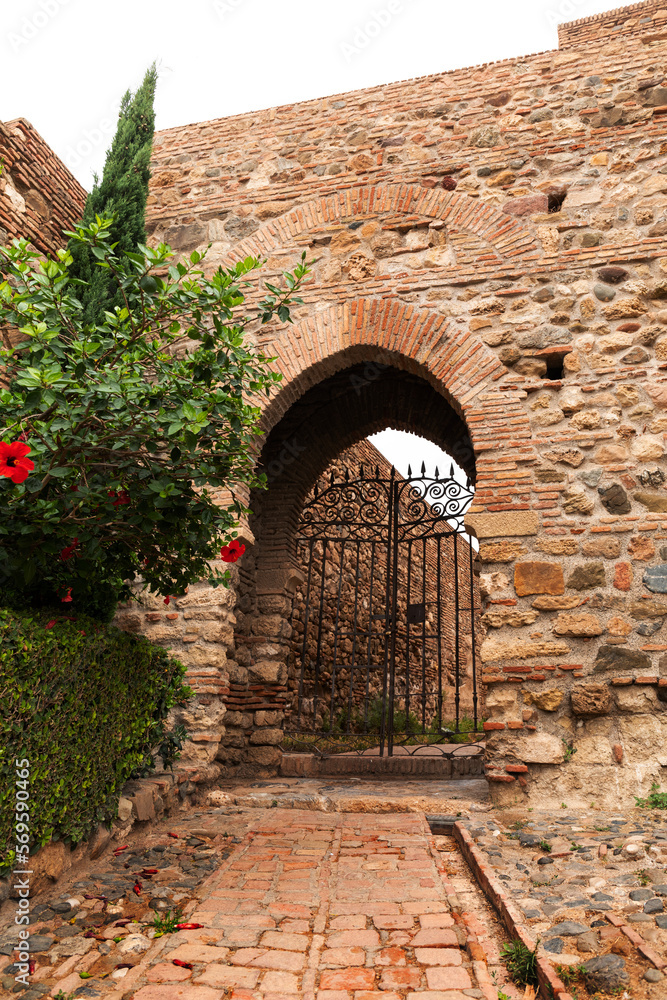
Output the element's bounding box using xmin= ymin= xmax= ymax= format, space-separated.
xmin=286 ymin=463 xmax=483 ymax=758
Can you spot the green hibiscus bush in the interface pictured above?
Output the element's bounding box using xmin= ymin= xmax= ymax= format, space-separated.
xmin=0 ymin=217 xmax=309 ymax=617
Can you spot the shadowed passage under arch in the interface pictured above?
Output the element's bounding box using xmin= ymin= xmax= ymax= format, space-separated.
xmin=250 ymin=357 xmax=476 ymax=574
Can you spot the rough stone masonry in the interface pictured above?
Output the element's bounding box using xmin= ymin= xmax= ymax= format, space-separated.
xmin=7 ymin=1 xmax=667 ymax=811
xmin=122 ymin=0 xmax=667 ymax=812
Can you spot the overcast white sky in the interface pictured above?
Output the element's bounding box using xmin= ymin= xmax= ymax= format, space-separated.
xmin=2 ymin=0 xmax=620 ymax=478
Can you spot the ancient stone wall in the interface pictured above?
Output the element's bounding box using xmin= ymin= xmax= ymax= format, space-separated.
xmin=6 ymin=0 xmax=667 ymax=808
xmin=139 ymin=0 xmax=667 ymax=807
xmin=114 ymin=575 xmax=238 ymax=780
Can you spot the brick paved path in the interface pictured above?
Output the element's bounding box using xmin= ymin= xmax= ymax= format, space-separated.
xmin=126 ymin=810 xmax=493 ymax=1000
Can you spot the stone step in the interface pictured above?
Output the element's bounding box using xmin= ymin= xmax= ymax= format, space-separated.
xmin=207 ymin=775 xmax=491 ymax=814
xmin=280 ymin=750 xmax=485 ymax=779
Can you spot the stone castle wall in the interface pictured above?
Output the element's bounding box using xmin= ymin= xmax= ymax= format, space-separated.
xmin=7 ymin=1 xmax=667 ymax=808
xmin=144 ymin=0 xmax=667 ymax=808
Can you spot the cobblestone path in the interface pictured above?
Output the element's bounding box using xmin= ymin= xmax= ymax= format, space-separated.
xmin=120 ymin=810 xmax=494 ymax=1000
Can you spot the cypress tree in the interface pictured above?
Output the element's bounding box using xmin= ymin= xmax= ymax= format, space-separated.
xmin=68 ymin=64 xmax=158 ymax=325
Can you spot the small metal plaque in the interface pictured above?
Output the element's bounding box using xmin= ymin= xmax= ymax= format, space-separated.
xmin=407 ymin=603 xmax=426 ymax=624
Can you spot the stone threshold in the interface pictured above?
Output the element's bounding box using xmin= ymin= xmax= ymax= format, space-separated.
xmin=206 ymin=775 xmax=491 ymax=815
xmin=280 ymin=749 xmax=485 ymax=778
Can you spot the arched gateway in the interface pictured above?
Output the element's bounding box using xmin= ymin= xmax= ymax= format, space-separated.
xmin=125 ymin=6 xmax=667 ymax=810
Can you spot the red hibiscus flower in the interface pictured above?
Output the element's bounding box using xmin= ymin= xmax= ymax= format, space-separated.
xmin=0 ymin=441 xmax=35 ymax=484
xmin=45 ymin=620 xmax=57 ymax=630
xmin=221 ymin=540 xmax=245 ymax=563
xmin=164 ymin=595 xmax=172 ymax=605
xmin=60 ymin=537 xmax=79 ymax=561
xmin=61 ymin=587 xmax=73 ymax=603
xmin=108 ymin=489 xmax=131 ymax=508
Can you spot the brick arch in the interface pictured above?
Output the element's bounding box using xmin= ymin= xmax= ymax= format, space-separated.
xmin=256 ymin=297 xmax=531 ymax=462
xmin=244 ymin=299 xmax=534 ymax=588
xmin=230 ymin=297 xmax=537 ymax=777
xmin=230 ymin=183 xmax=542 ymax=264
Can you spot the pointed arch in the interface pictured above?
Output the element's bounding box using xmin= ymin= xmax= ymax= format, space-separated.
xmin=257 ymin=297 xmax=532 ymax=459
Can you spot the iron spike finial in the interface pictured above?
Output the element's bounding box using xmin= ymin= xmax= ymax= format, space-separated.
xmin=466 ymin=476 xmax=471 ymax=489
xmin=375 ymin=464 xmax=380 ymax=479
xmin=314 ymin=481 xmax=319 ymax=497
xmin=435 ymin=466 xmax=440 ymax=480
xmin=390 ymin=465 xmax=396 ymax=479
xmin=345 ymin=466 xmax=350 ymax=482
xmin=450 ymin=462 xmax=454 ymax=478
xmin=330 ymin=470 xmax=335 ymax=487
xmin=407 ymin=464 xmax=412 ymax=478
xmin=360 ymin=463 xmax=364 ymax=479
xmin=421 ymin=461 xmax=426 ymax=477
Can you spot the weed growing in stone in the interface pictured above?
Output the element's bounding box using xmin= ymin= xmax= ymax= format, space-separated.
xmin=635 ymin=869 xmax=651 ymax=887
xmin=152 ymin=906 xmax=184 ymax=933
xmin=539 ymin=839 xmax=551 ymax=852
xmin=501 ymin=939 xmax=539 ymax=988
xmin=556 ymin=963 xmax=587 ymax=994
xmin=635 ymin=782 xmax=667 ymax=809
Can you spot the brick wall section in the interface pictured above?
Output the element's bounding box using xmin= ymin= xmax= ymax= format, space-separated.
xmin=138 ymin=0 xmax=667 ymax=807
xmin=0 ymin=118 xmax=86 ymax=254
xmin=558 ymin=1 xmax=667 ymax=49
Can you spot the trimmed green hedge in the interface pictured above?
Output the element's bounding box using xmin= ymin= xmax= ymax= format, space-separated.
xmin=0 ymin=608 xmax=191 ymax=874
